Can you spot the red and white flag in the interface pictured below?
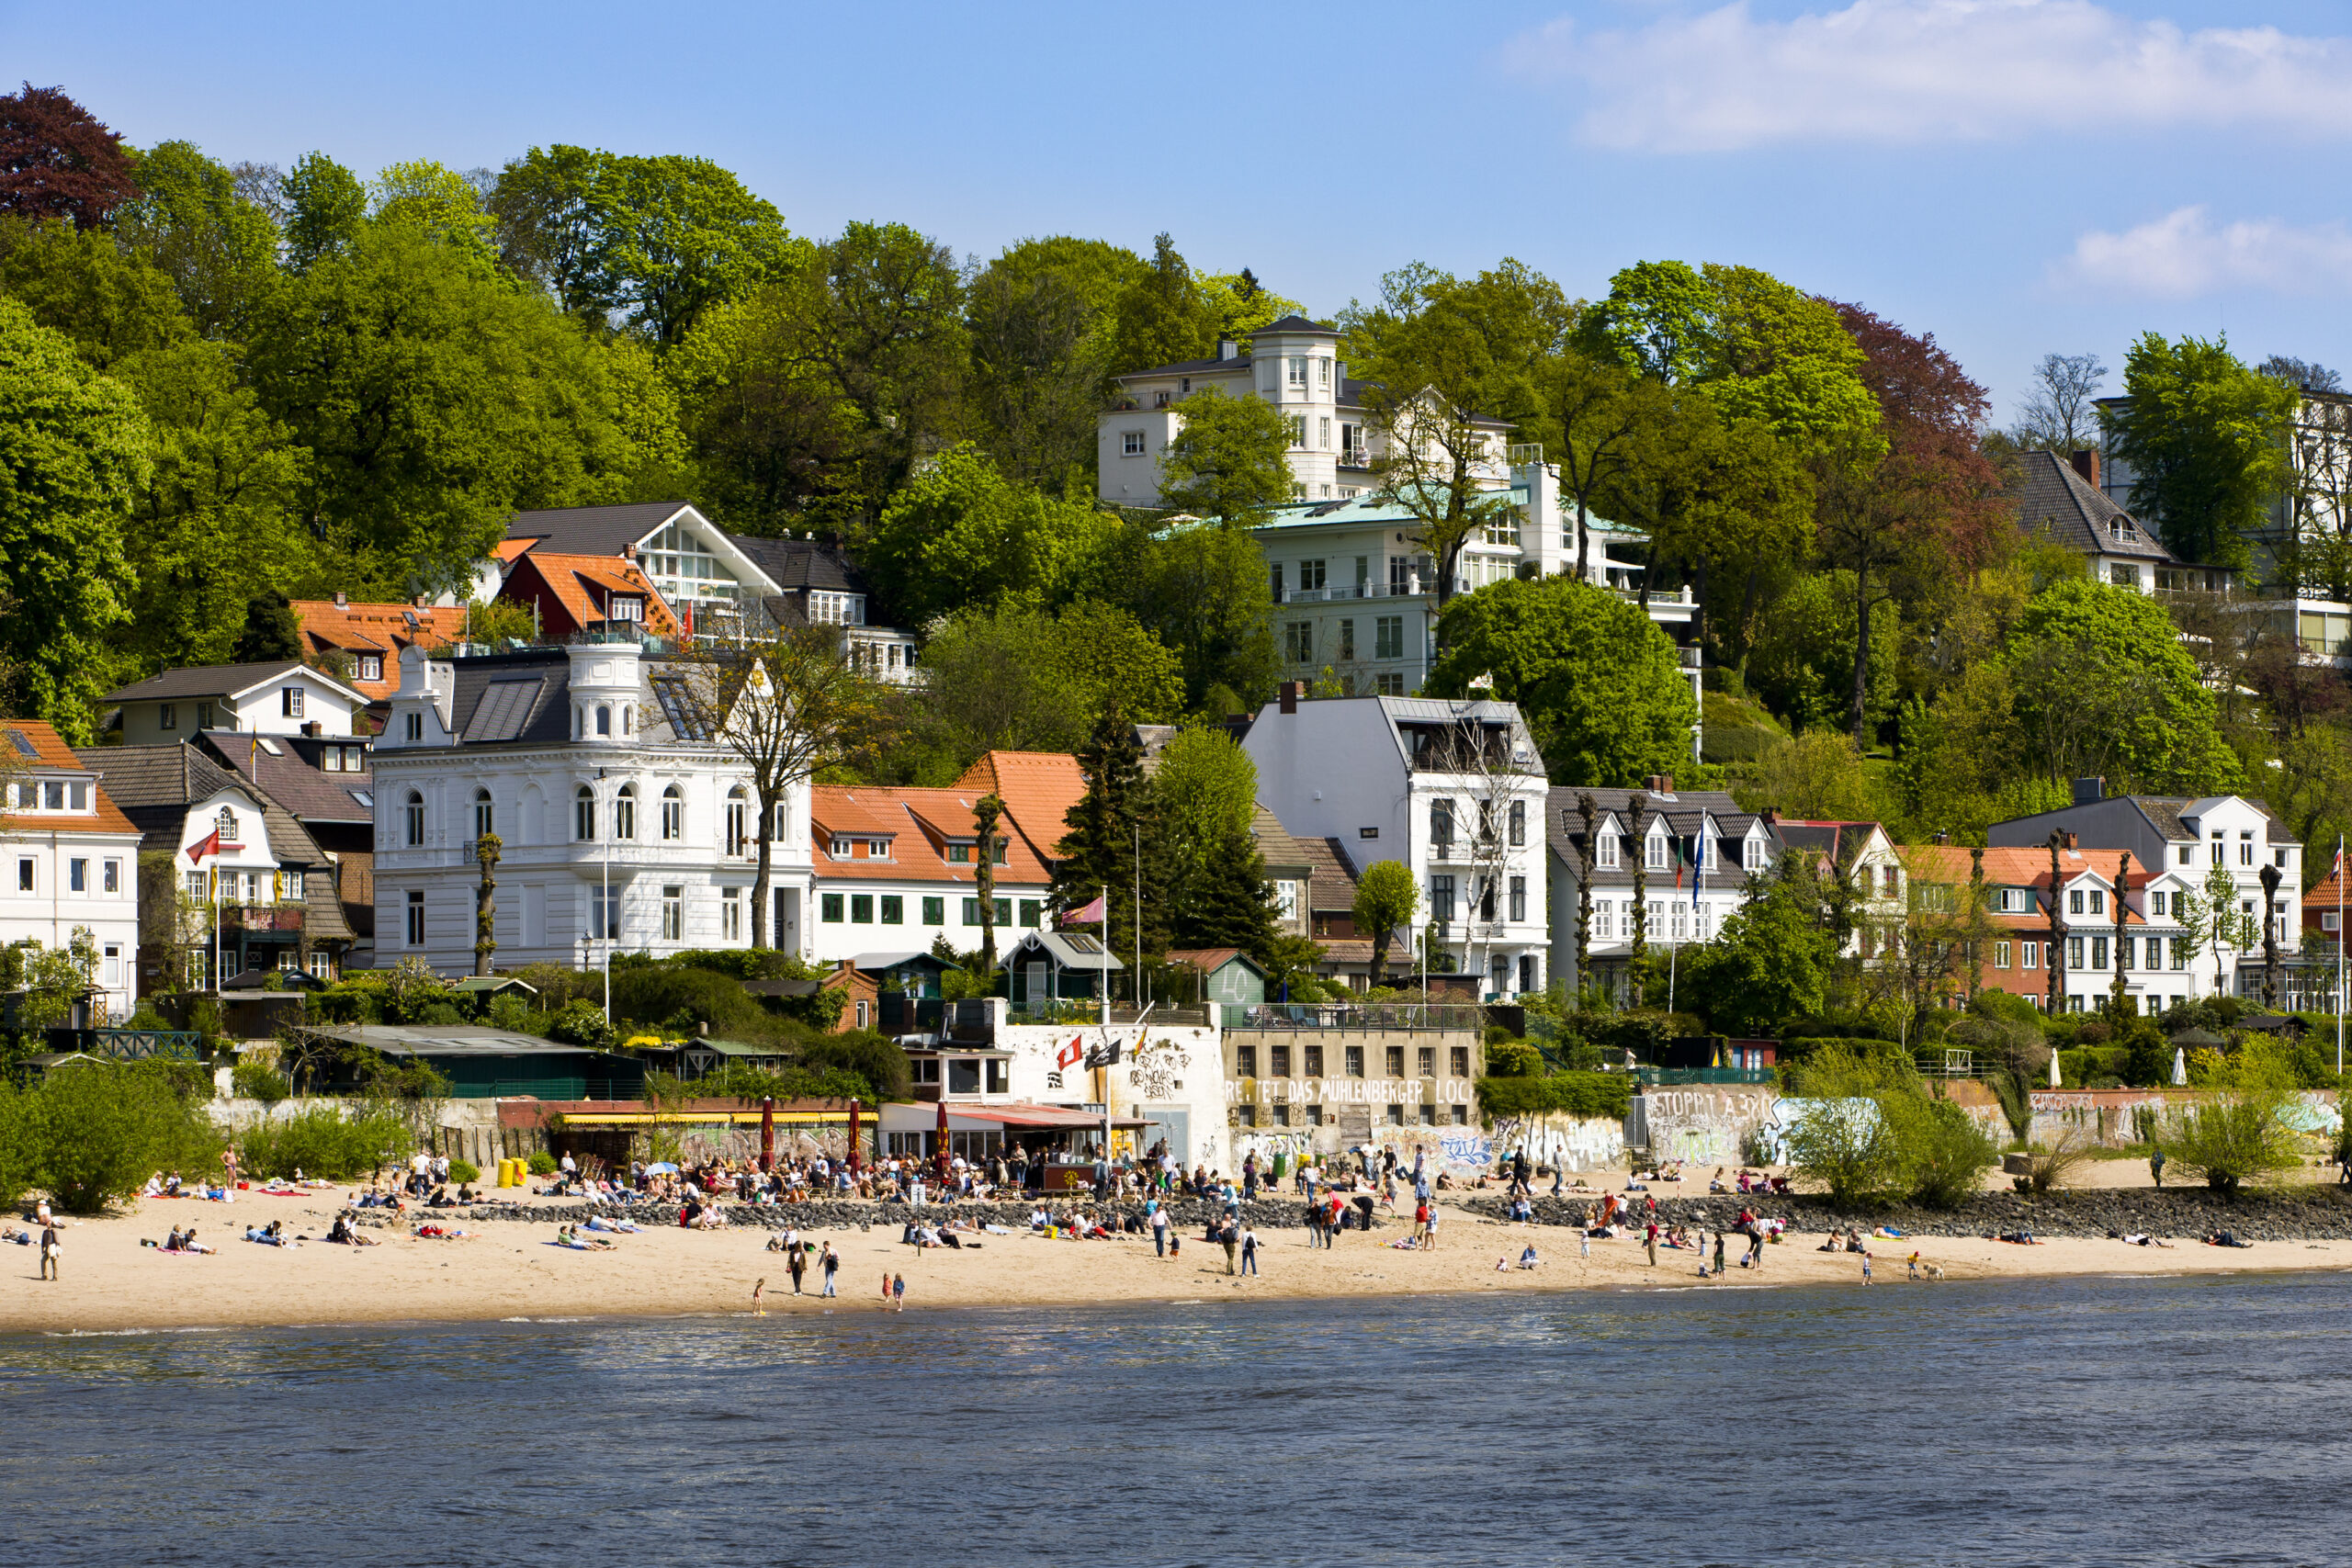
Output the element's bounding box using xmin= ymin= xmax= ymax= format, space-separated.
xmin=186 ymin=829 xmax=221 ymax=864
xmin=1061 ymin=895 xmax=1106 ymax=927
xmin=1056 ymin=1036 xmax=1084 ymax=1069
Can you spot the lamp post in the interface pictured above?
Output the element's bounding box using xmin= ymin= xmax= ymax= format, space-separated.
xmin=597 ymin=768 xmax=614 ymax=1026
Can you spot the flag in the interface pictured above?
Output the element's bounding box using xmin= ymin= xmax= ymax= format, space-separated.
xmin=1056 ymin=1035 xmax=1084 ymax=1069
xmin=1693 ymin=819 xmax=1708 ymax=907
xmin=684 ymin=601 xmax=695 ymax=639
xmin=186 ymin=829 xmax=220 ymax=864
xmin=1062 ymin=895 xmax=1106 ymax=927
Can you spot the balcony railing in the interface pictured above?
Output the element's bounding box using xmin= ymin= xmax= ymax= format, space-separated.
xmin=1277 ymin=582 xmax=1420 ymax=604
xmin=221 ymin=902 xmax=304 ymax=934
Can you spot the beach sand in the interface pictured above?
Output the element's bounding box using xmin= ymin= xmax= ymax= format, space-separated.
xmin=7 ymin=1181 xmax=2346 ymax=1335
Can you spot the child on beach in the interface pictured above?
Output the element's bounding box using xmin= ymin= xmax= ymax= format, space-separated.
xmin=752 ymin=1278 xmax=767 ymax=1316
xmin=1907 ymin=1250 xmax=1921 ymax=1280
xmin=1861 ymin=1251 xmax=1873 ymax=1285
xmin=891 ymin=1273 xmax=906 ymax=1312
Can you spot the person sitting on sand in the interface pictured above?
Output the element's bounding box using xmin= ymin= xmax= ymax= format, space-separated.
xmin=2204 ymin=1231 xmax=2252 ymax=1248
xmin=180 ymin=1226 xmax=214 ymax=1254
xmin=1997 ymin=1230 xmax=2041 ymax=1245
xmin=585 ymin=1214 xmax=637 ymax=1234
xmin=558 ymin=1225 xmax=616 ymax=1252
xmin=1518 ymin=1244 xmax=1542 ymax=1269
xmin=164 ymin=1225 xmax=187 ymax=1251
xmin=244 ymin=1221 xmax=287 ymax=1247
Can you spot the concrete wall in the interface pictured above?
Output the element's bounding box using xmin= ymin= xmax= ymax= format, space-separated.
xmin=1630 ymin=1084 xmax=1784 ymax=1167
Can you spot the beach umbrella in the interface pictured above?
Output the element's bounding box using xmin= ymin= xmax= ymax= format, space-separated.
xmin=643 ymin=1162 xmax=681 ymax=1175
xmin=933 ymin=1097 xmax=951 ymax=1179
xmin=2049 ymin=1049 xmax=2062 ymax=1088
xmin=846 ymin=1098 xmax=862 ymax=1172
xmin=2172 ymin=1046 xmax=2188 ymax=1087
xmin=759 ymin=1096 xmax=775 ymax=1173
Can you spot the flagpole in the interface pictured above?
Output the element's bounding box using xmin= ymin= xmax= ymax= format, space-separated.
xmin=2336 ymin=835 xmax=2344 ymax=1077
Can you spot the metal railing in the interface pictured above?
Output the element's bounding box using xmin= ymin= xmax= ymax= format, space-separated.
xmin=1223 ymin=1002 xmax=1487 ymax=1032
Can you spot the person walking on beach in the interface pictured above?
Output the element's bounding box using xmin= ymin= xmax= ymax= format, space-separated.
xmin=1151 ymin=1201 xmax=1170 ymax=1257
xmin=1713 ymin=1230 xmax=1726 ymax=1277
xmin=752 ymin=1278 xmax=767 ymax=1316
xmin=787 ymin=1242 xmax=808 ymax=1295
xmin=1906 ymin=1250 xmax=1921 ymax=1281
xmin=1645 ymin=1221 xmax=1659 ymax=1268
xmin=820 ymin=1243 xmax=838 ymax=1297
xmin=38 ymin=1223 xmax=58 ymax=1280
xmin=1861 ymin=1251 xmax=1873 ymax=1286
xmin=1221 ymin=1219 xmax=1239 ymax=1275
xmin=1240 ymin=1224 xmax=1258 ymax=1276
xmin=891 ymin=1273 xmax=906 ymax=1312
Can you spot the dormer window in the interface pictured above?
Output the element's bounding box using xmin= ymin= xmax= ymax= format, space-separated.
xmin=358 ymin=654 xmax=382 ymax=682
xmin=947 ymin=842 xmax=971 ymax=864
xmin=831 ymin=836 xmax=852 ymax=857
xmin=1596 ymin=830 xmax=1619 ymax=870
xmin=1743 ymin=835 xmax=1763 ymax=872
xmin=219 ymin=807 xmax=240 ymax=844
xmin=608 ymin=594 xmax=643 ymax=623
xmin=1645 ymin=834 xmax=1667 ymax=871
xmin=809 ymin=592 xmax=865 ymax=626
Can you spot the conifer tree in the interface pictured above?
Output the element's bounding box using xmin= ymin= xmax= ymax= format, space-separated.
xmin=1178 ymin=824 xmax=1278 ymax=961
xmin=1051 ymin=708 xmax=1170 ymax=964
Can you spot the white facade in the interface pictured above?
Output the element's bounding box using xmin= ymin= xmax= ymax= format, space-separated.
xmin=1548 ymin=789 xmax=1780 ymax=998
xmin=368 ymin=642 xmax=815 ymax=976
xmin=1243 ymin=694 xmax=1550 ymax=998
xmin=0 ymin=736 xmax=140 ymax=1019
xmin=114 ymin=664 xmax=371 ymax=747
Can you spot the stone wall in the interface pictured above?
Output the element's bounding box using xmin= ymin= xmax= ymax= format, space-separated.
xmin=1465 ymin=1185 xmax=2352 ymax=1240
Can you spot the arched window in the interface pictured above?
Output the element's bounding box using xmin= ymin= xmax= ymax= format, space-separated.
xmin=217 ymin=806 xmax=237 ymax=842
xmin=621 ymin=705 xmax=632 ymax=736
xmin=725 ymin=786 xmax=748 ymax=857
xmin=662 ymin=784 xmax=683 ymax=841
xmin=473 ymin=788 xmax=493 ymax=840
xmin=615 ymin=784 xmax=637 ymax=840
xmin=404 ymin=791 xmax=424 ymax=847
xmin=575 ymin=785 xmax=595 ymax=842
xmin=595 ymin=705 xmax=612 ymax=737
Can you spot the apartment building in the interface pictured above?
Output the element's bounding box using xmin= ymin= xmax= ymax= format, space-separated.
xmin=0 ymin=722 xmax=141 ymax=1019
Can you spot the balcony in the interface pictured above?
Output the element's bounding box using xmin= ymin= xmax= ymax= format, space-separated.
xmin=221 ymin=902 xmax=304 ymax=936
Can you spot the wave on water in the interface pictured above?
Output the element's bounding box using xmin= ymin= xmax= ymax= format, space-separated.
xmin=40 ymin=1325 xmax=225 ymax=1337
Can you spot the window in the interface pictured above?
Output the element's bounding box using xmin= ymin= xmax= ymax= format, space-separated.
xmin=821 ymin=894 xmax=844 ymax=923
xmin=1319 ymin=357 xmax=1332 ymax=387
xmin=1372 ymin=615 xmax=1405 ymax=661
xmin=1430 ymin=874 xmax=1456 ymax=922
xmin=1318 ymin=416 xmax=1331 ymax=449
xmin=1385 ymin=1045 xmax=1405 ymax=1077
xmin=1338 ymin=619 xmax=1355 ymax=660
xmin=608 ymin=594 xmax=643 ymax=623
xmin=1645 ymin=834 xmax=1667 ymax=871
xmin=1430 ymin=797 xmax=1454 ymax=850
xmin=103 ymin=860 xmax=119 ymax=894
xmin=922 ymin=895 xmax=944 ymax=925
xmin=1450 ymin=1046 xmax=1471 ymax=1077
xmin=1271 ymin=1045 xmax=1292 ymax=1077
xmin=662 ymin=886 xmax=684 ymax=942
xmin=575 ymin=786 xmax=595 ymax=842
xmin=2069 ymin=888 xmax=2085 ymax=915
xmin=13 ymin=858 xmax=27 ymax=892
xmin=963 ymin=897 xmax=984 ymax=926
xmin=850 ymin=894 xmax=874 ymax=924
xmin=1509 ymin=801 xmax=1525 ymax=846
xmin=2150 ymin=890 xmax=2166 ymax=918
xmin=2145 ymin=936 xmax=2163 ymax=969
xmin=358 ymin=654 xmax=382 ymax=682
xmin=2068 ymin=936 xmax=2085 ymax=970
xmin=2109 ymin=562 xmax=2140 ymax=589
xmin=1287 ymin=415 xmax=1306 ymax=448
xmin=875 ymin=895 xmax=902 ymax=926
xmin=725 ymin=788 xmax=748 ymax=856
xmin=1995 ymin=940 xmax=2012 ymax=969
xmin=2088 ymin=889 xmax=2104 ymax=916
xmin=615 ymin=785 xmax=636 ymax=840
xmin=2090 ymin=936 xmax=2109 ymax=970
xmin=282 ymin=687 xmax=304 ymax=719
xmin=2277 ymin=848 xmax=2290 ymax=868
xmin=1120 ymin=429 xmax=1146 ymax=457
xmin=1284 ymin=622 xmax=1314 ymax=662
xmin=198 ymin=703 xmax=213 ymax=730
xmin=947 ymin=842 xmax=971 ymax=864
xmin=724 ymin=890 xmax=744 ymax=942
xmin=591 ymin=886 xmax=619 ymax=940
xmin=42 ymin=781 xmax=62 ymax=810
xmin=1743 ymin=838 xmax=1765 ymax=874
xmin=1375 ymin=673 xmax=1405 ymax=696
xmin=2170 ymin=937 xmax=2189 ymax=971
xmin=1345 ymin=1044 xmax=1364 ymax=1077
xmin=2327 ymin=912 xmax=2342 ymax=932
xmin=1236 ymin=1045 xmax=1258 ymax=1078
xmin=595 ymin=706 xmax=612 ymax=738
xmin=2022 ymin=942 xmax=2039 ymax=970
xmin=662 ymin=785 xmax=683 ymax=840
xmin=404 ymin=791 xmax=425 ymax=847
xmin=66 ymin=858 xmax=85 ymax=893
xmin=1019 ymin=899 xmax=1041 ymax=928
xmin=2240 ymin=831 xmax=2255 ymax=866
xmin=2211 ymin=834 xmax=2224 ymax=865
xmin=405 ymin=712 xmax=423 ymax=742
xmin=1508 ymin=875 xmax=1527 ymax=922
xmin=1299 ymin=559 xmax=1326 ymax=591
xmin=1288 ymin=356 xmax=1307 ymax=389
xmin=1882 ymin=866 xmax=1899 ymax=897
xmin=159 ymin=703 xmax=176 ymax=731
xmin=1304 ymin=1044 xmax=1324 ymax=1076
xmin=1270 ymin=562 xmax=1283 ymax=601
xmin=405 ymin=890 xmax=425 ymax=946
xmin=473 ymin=790 xmax=493 ymax=840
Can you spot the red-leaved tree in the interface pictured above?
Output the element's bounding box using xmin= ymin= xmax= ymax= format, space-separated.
xmin=0 ymin=84 xmax=138 ymax=231
xmin=1816 ymin=301 xmax=2009 ymax=743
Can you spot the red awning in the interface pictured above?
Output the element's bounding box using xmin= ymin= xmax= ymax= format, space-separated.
xmin=948 ymin=1103 xmax=1150 ymax=1130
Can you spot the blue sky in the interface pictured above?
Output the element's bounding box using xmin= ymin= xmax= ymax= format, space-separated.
xmin=7 ymin=0 xmax=2349 ymax=422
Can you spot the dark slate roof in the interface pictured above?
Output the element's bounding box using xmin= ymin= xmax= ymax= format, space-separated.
xmin=305 ymin=876 xmax=355 ymax=944
xmin=1119 ymin=352 xmax=1252 ymax=378
xmin=1297 ymin=836 xmax=1363 ymax=913
xmin=72 ymin=743 xmax=328 ymax=864
xmin=732 ymin=536 xmax=872 ymax=597
xmin=445 ymin=650 xmax=574 ymax=747
xmin=1544 ymin=784 xmax=1771 ymax=884
xmin=106 ymin=661 xmax=308 ymax=704
xmin=1255 ymin=314 xmax=1337 ymax=336
xmin=197 ymin=732 xmax=372 ymax=825
xmin=503 ymin=502 xmax=694 ymax=557
xmin=2013 ymin=451 xmax=2176 ymax=563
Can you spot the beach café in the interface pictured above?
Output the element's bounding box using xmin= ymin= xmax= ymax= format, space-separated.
xmin=874 ymin=1100 xmax=1151 ymax=1190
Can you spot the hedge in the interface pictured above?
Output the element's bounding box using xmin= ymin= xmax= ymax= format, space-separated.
xmin=1476 ymin=1072 xmax=1631 ymax=1122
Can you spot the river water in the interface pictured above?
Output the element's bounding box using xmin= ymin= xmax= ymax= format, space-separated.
xmin=2 ymin=1270 xmax=2344 ymax=1566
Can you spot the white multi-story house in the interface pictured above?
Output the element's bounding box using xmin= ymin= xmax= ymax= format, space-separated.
xmin=1989 ymin=781 xmax=2301 ymax=1001
xmin=807 ymin=784 xmax=1055 ymax=966
xmin=368 ymin=638 xmax=814 ymax=975
xmin=1241 ymin=688 xmax=1549 ymax=998
xmin=105 ymin=660 xmax=373 ymax=747
xmin=0 ymin=722 xmax=141 ymax=1019
xmin=1910 ymin=844 xmax=2200 ymax=1015
xmin=1095 ymin=316 xmax=1701 ymax=719
xmin=1545 ymin=779 xmax=1781 ymax=1003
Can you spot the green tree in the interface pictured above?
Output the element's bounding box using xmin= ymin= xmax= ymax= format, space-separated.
xmin=370 ymin=158 xmax=498 ymax=262
xmin=116 ymin=140 xmax=282 ymax=339
xmin=1052 ymin=707 xmax=1170 ymax=964
xmin=1526 ymin=344 xmax=1680 ymax=580
xmin=1426 ymin=576 xmax=1697 ymax=786
xmin=864 ymin=445 xmax=1120 ymax=626
xmin=1739 ymin=728 xmax=1883 ymax=823
xmin=1748 ymin=570 xmax=1901 ymax=735
xmin=1157 ymin=386 xmax=1293 ymax=524
xmin=902 ymin=600 xmax=1182 ymax=781
xmin=1110 ymin=231 xmax=1217 ymax=374
xmin=1778 ymin=1042 xmax=1913 ymax=1203
xmin=1351 ymin=860 xmax=1420 ymax=990
xmin=1679 ymin=873 xmax=1839 ymax=1035
xmin=1193 ymin=266 xmax=1305 ymax=349
xmin=1095 ymin=519 xmax=1279 ymax=712
xmin=0 ymin=294 xmax=144 ymax=735
xmin=1155 ymin=724 xmax=1261 ymax=936
xmin=32 ymin=1061 xmax=220 ymax=1214
xmin=0 ymin=214 xmax=194 ymax=367
xmin=1180 ymin=823 xmax=1280 ymax=960
xmin=232 ymin=590 xmax=303 ymax=662
xmin=966 ymin=262 xmax=1110 ymax=490
xmin=281 ymin=151 xmax=368 ymax=271
xmin=2103 ymin=332 xmax=2294 ymax=570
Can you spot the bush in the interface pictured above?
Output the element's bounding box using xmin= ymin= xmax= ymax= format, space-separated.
xmin=797 ymin=1032 xmax=910 ymax=1102
xmin=231 ymin=1062 xmax=290 ymax=1105
xmin=609 ymin=965 xmax=769 ymax=1037
xmin=1476 ymin=1072 xmax=1630 ymax=1121
xmin=527 ymin=1152 xmax=557 ymax=1177
xmin=33 ymin=1061 xmax=222 ymax=1213
xmin=1780 ymin=1043 xmax=1913 ymax=1204
xmin=2161 ymin=1047 xmax=2304 ymax=1196
xmin=1484 ymin=1039 xmax=1543 ymax=1077
xmin=2016 ymin=1125 xmax=2095 ymax=1196
xmin=233 ymin=1103 xmax=410 ymax=1179
xmin=448 ymin=1159 xmax=480 ymax=1184
xmin=547 ymin=999 xmax=616 ymax=1048
xmin=1891 ymin=1097 xmax=2001 ymax=1209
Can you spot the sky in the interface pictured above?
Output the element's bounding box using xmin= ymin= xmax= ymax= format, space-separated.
xmin=6 ymin=0 xmax=2350 ymax=424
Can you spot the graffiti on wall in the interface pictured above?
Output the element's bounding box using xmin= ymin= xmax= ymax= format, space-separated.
xmin=1637 ymin=1087 xmax=1781 ymax=1167
xmin=1127 ymin=1032 xmax=1193 ymax=1102
xmin=1483 ymin=1112 xmax=1624 ymax=1174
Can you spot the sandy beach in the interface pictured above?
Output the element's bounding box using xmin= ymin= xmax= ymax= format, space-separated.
xmin=10 ymin=1173 xmax=2349 ymax=1335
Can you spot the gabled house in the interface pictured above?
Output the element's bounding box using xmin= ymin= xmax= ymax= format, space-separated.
xmin=105 ymin=660 xmax=373 ymax=746
xmin=949 ymin=750 xmax=1087 ymax=872
xmin=196 ymin=728 xmax=377 ymax=964
xmin=807 ymin=784 xmax=1055 ymax=964
xmin=497 ymin=502 xmax=774 ymax=640
xmin=500 ymin=549 xmax=683 ymax=641
xmin=0 ymin=722 xmax=141 ymax=1019
xmin=292 ymin=597 xmax=470 ymax=702
xmin=1905 ymin=843 xmax=2193 ymax=1013
xmin=1770 ymin=817 xmax=1905 ymax=955
xmin=2014 ymin=450 xmax=2199 ymax=596
xmin=998 ymin=926 xmax=1124 ymax=1007
xmin=730 ymin=533 xmax=921 ymax=683
xmin=1166 ymin=947 xmax=1271 ymax=1007
xmin=1545 ymin=778 xmax=1781 ymax=1004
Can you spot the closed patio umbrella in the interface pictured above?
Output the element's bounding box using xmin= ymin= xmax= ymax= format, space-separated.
xmin=934 ymin=1097 xmax=952 ymax=1180
xmin=759 ymin=1096 xmax=775 ymax=1173
xmin=846 ymin=1098 xmax=862 ymax=1172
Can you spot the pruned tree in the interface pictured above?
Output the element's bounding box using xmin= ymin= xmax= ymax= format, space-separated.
xmin=2010 ymin=351 xmax=2108 ymax=452
xmin=473 ymin=833 xmax=501 ymax=977
xmin=1574 ymin=794 xmax=1599 ymax=997
xmin=973 ymin=792 xmax=1004 ymax=978
xmin=1351 ymin=859 xmax=1419 ymax=992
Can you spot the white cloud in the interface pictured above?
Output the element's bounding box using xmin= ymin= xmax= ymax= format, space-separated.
xmin=1515 ymin=1 xmax=2352 ymax=152
xmin=2058 ymin=207 xmax=2352 ymax=298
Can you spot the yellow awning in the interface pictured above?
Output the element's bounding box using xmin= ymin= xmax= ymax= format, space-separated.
xmin=551 ymin=1110 xmax=854 ymax=1127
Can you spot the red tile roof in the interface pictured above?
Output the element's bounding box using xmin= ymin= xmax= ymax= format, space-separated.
xmin=810 ymin=786 xmax=1051 ymax=888
xmin=952 ymin=750 xmax=1085 ymax=863
xmin=503 ymin=552 xmax=681 ymax=638
xmin=3 ymin=721 xmax=141 ymax=837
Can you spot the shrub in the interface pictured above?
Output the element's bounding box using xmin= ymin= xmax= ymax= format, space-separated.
xmin=231 ymin=1062 xmax=290 ymax=1105
xmin=448 ymin=1159 xmax=480 ymax=1184
xmin=1780 ymin=1043 xmax=1914 ymax=1204
xmin=2016 ymin=1125 xmax=2095 ymax=1196
xmin=547 ymin=999 xmax=616 ymax=1048
xmin=234 ymin=1104 xmax=410 ymax=1179
xmin=1893 ymin=1098 xmax=2001 ymax=1209
xmin=1484 ymin=1039 xmax=1543 ymax=1077
xmin=0 ymin=1079 xmax=35 ymax=1210
xmin=797 ymin=1032 xmax=910 ymax=1101
xmin=527 ymin=1152 xmax=557 ymax=1177
xmin=33 ymin=1062 xmax=222 ymax=1213
xmin=609 ymin=965 xmax=768 ymax=1037
xmin=1475 ymin=1072 xmax=1630 ymax=1121
xmin=2161 ymin=1046 xmax=2303 ymax=1195
xmin=485 ymin=992 xmax=544 ymax=1033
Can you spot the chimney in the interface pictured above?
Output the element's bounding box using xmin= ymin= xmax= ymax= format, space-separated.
xmin=2064 ymin=831 xmax=2078 ymax=851
xmin=1217 ymin=336 xmax=1238 ymax=362
xmin=412 ymin=595 xmax=426 ymax=609
xmin=1761 ymin=807 xmax=1780 ymax=827
xmin=334 ymin=590 xmax=347 ymax=608
xmin=1278 ymin=681 xmax=1300 ymax=716
xmin=2068 ymin=449 xmax=2101 ymax=489
xmin=2072 ymin=776 xmax=2105 ymax=807
xmin=302 ymin=720 xmax=321 ymax=738
xmin=622 ymin=542 xmax=637 ymax=561
xmin=1660 ymin=774 xmax=1675 ymax=795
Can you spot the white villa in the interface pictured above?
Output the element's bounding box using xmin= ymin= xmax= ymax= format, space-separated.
xmin=0 ymin=723 xmax=141 ymax=1020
